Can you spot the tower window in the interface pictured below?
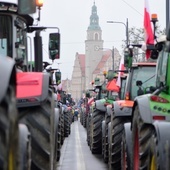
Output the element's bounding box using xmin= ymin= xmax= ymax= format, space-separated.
xmin=94 ymin=33 xmax=99 ymax=40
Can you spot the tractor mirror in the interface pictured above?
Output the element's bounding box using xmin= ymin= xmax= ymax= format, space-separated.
xmin=136 ymin=80 xmax=142 ymax=86
xmin=150 ymin=50 xmax=159 ymax=60
xmin=49 ymin=33 xmax=60 ymax=60
xmin=18 ymin=0 xmax=36 ymax=14
xmin=55 ymin=71 xmax=61 ymax=85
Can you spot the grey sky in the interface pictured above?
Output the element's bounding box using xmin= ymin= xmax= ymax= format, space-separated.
xmin=37 ymin=0 xmax=166 ymax=80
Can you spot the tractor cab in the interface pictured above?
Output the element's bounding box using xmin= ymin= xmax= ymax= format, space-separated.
xmin=0 ymin=1 xmax=60 ymax=72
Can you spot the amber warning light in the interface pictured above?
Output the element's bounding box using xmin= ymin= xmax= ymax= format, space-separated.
xmin=151 ymin=13 xmax=158 ymax=22
xmin=36 ymin=0 xmax=44 ymax=7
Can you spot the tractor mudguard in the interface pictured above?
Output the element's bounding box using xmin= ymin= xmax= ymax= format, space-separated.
xmin=134 ymin=94 xmax=170 ymax=123
xmin=113 ymin=100 xmax=133 ymax=117
xmin=95 ymin=100 xmax=106 ymax=112
xmin=106 ymin=105 xmax=112 ymax=116
xmin=16 ymin=72 xmax=49 ymax=107
xmin=18 ymin=124 xmax=31 ymax=169
xmin=123 ymin=123 xmax=132 ymax=147
xmin=122 ymin=123 xmax=132 ymax=169
xmin=152 ymin=121 xmax=170 ymax=169
xmin=134 ymin=94 xmax=154 ymax=124
xmin=19 ymin=123 xmax=30 ymax=142
xmin=54 ymin=107 xmax=60 ymax=125
xmin=102 ymin=120 xmax=106 ymax=137
xmin=0 ymin=57 xmax=16 ymax=102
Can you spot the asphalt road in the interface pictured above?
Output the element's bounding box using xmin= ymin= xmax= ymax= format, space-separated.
xmin=57 ymin=119 xmax=108 ymax=170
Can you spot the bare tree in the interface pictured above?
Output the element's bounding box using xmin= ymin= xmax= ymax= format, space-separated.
xmin=121 ymin=26 xmax=165 ymax=62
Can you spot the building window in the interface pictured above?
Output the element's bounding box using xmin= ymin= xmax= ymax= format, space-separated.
xmin=94 ymin=33 xmax=99 ymax=40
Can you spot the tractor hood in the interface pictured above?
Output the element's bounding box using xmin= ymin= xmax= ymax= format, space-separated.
xmin=16 ymin=72 xmax=49 ymax=107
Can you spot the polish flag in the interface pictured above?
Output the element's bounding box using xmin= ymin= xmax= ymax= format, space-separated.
xmin=144 ymin=0 xmax=154 ymax=59
xmin=116 ymin=56 xmax=125 ymax=88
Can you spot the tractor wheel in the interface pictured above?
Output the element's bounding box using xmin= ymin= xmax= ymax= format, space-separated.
xmin=86 ymin=113 xmax=91 ymax=146
xmin=19 ymin=89 xmax=55 ymax=170
xmin=102 ymin=114 xmax=111 ymax=163
xmin=60 ymin=109 xmax=65 ymax=146
xmin=121 ymin=123 xmax=132 ymax=170
xmin=53 ymin=107 xmax=61 ymax=163
xmin=80 ymin=108 xmax=84 ymax=125
xmin=0 ymin=85 xmax=19 ymax=170
xmin=82 ymin=111 xmax=87 ymax=128
xmin=64 ymin=111 xmax=70 ymax=137
xmin=108 ymin=113 xmax=128 ymax=170
xmin=132 ymin=106 xmax=154 ymax=170
xmin=90 ymin=109 xmax=104 ymax=154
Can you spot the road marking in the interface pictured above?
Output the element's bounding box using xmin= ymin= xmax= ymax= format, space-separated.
xmin=75 ymin=122 xmax=86 ymax=170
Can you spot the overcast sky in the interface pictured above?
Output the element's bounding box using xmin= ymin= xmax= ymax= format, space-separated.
xmin=36 ymin=0 xmax=166 ymax=80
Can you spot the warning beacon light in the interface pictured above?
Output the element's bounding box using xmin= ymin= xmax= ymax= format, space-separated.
xmin=36 ymin=0 xmax=44 ymax=7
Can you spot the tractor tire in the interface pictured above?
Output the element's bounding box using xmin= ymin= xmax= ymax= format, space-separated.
xmin=102 ymin=114 xmax=111 ymax=163
xmin=90 ymin=109 xmax=104 ymax=154
xmin=82 ymin=111 xmax=87 ymax=128
xmin=86 ymin=113 xmax=91 ymax=146
xmin=64 ymin=111 xmax=70 ymax=137
xmin=132 ymin=106 xmax=154 ymax=170
xmin=102 ymin=121 xmax=105 ymax=159
xmin=18 ymin=89 xmax=55 ymax=170
xmin=18 ymin=124 xmax=31 ymax=170
xmin=60 ymin=108 xmax=65 ymax=146
xmin=121 ymin=123 xmax=132 ymax=170
xmin=53 ymin=107 xmax=61 ymax=163
xmin=80 ymin=108 xmax=84 ymax=125
xmin=0 ymin=85 xmax=19 ymax=170
xmin=108 ymin=113 xmax=129 ymax=170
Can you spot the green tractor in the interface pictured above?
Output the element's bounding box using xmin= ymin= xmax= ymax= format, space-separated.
xmin=126 ymin=31 xmax=170 ymax=169
xmin=108 ymin=47 xmax=157 ymax=170
xmin=87 ymin=79 xmax=108 ymax=154
xmin=0 ymin=0 xmax=61 ymax=169
xmin=102 ymin=71 xmax=127 ymax=163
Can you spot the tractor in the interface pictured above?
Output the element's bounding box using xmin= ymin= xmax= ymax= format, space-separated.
xmin=108 ymin=47 xmax=157 ymax=170
xmin=102 ymin=72 xmax=127 ymax=163
xmin=0 ymin=0 xmax=61 ymax=169
xmin=125 ymin=26 xmax=170 ymax=169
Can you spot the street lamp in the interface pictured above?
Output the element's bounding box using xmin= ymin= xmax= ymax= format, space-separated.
xmin=107 ymin=18 xmax=129 ymax=47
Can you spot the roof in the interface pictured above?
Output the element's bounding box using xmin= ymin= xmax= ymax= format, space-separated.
xmin=93 ymin=50 xmax=110 ymax=74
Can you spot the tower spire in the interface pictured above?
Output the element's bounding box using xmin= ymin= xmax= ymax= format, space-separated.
xmin=88 ymin=2 xmax=101 ymax=30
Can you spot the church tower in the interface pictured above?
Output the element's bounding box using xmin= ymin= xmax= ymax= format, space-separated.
xmin=85 ymin=2 xmax=103 ymax=89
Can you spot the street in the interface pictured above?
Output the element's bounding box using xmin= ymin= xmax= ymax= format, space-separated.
xmin=57 ymin=119 xmax=108 ymax=170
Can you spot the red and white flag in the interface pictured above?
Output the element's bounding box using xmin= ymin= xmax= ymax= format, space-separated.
xmin=116 ymin=56 xmax=125 ymax=88
xmin=144 ymin=0 xmax=154 ymax=59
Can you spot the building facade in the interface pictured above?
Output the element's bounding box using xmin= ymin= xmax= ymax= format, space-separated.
xmin=70 ymin=2 xmax=122 ymax=101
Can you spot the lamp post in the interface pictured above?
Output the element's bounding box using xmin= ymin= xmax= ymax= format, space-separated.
xmin=107 ymin=18 xmax=129 ymax=47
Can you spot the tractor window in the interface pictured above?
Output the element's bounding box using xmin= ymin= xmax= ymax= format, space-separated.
xmin=120 ymin=78 xmax=126 ymax=100
xmin=130 ymin=66 xmax=156 ymax=100
xmin=0 ymin=15 xmax=12 ymax=57
xmin=155 ymin=48 xmax=168 ymax=87
xmin=16 ymin=17 xmax=27 ymax=62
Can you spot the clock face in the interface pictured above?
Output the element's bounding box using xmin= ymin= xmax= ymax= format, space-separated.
xmin=94 ymin=45 xmax=100 ymax=51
